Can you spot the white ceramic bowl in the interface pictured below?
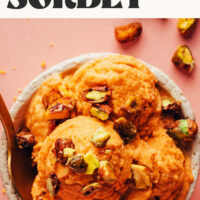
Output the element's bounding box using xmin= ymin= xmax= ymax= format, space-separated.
xmin=1 ymin=53 xmax=200 ymax=200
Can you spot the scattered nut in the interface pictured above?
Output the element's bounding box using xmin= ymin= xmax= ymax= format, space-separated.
xmin=131 ymin=164 xmax=151 ymax=190
xmin=98 ymin=161 xmax=116 ymax=182
xmin=115 ymin=22 xmax=142 ymax=43
xmin=84 ymin=152 xmax=100 ymax=175
xmin=46 ymin=173 xmax=60 ymax=197
xmin=63 ymin=147 xmax=76 ymax=157
xmin=90 ymin=104 xmax=112 ymax=121
xmin=84 ymin=86 xmax=111 ymax=103
xmin=172 ymin=45 xmax=195 ymax=74
xmin=54 ymin=138 xmax=75 ymax=165
xmin=177 ymin=18 xmax=198 ymax=38
xmin=42 ymin=90 xmax=62 ymax=109
xmin=41 ymin=61 xmax=46 ymax=69
xmin=122 ymin=96 xmax=142 ymax=114
xmin=161 ymin=98 xmax=181 ymax=114
xmin=166 ymin=119 xmax=198 ymax=140
xmin=46 ymin=97 xmax=75 ymax=120
xmin=113 ymin=117 xmax=137 ymax=144
xmin=16 ymin=129 xmax=35 ymax=149
xmin=0 ymin=70 xmax=6 ymax=75
xmin=81 ymin=183 xmax=102 ymax=196
xmin=91 ymin=128 xmax=110 ymax=147
xmin=67 ymin=156 xmax=88 ymax=173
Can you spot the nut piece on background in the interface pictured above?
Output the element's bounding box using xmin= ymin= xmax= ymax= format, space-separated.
xmin=46 ymin=173 xmax=60 ymax=197
xmin=16 ymin=129 xmax=35 ymax=149
xmin=84 ymin=152 xmax=100 ymax=175
xmin=172 ymin=45 xmax=195 ymax=74
xmin=177 ymin=18 xmax=198 ymax=38
xmin=115 ymin=22 xmax=142 ymax=43
xmin=131 ymin=164 xmax=151 ymax=190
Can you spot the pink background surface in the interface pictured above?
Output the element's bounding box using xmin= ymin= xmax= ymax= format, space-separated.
xmin=0 ymin=19 xmax=200 ymax=199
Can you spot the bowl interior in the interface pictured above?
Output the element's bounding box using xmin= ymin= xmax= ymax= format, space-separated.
xmin=1 ymin=53 xmax=199 ymax=200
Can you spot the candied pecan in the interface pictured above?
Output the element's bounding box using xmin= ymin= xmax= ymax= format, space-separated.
xmin=90 ymin=104 xmax=112 ymax=121
xmin=16 ymin=128 xmax=35 ymax=149
xmin=54 ymin=138 xmax=75 ymax=165
xmin=46 ymin=173 xmax=60 ymax=196
xmin=166 ymin=119 xmax=198 ymax=141
xmin=46 ymin=97 xmax=75 ymax=120
xmin=83 ymin=86 xmax=111 ymax=104
xmin=172 ymin=45 xmax=195 ymax=74
xmin=42 ymin=89 xmax=62 ymax=109
xmin=67 ymin=155 xmax=88 ymax=173
xmin=115 ymin=22 xmax=142 ymax=43
xmin=81 ymin=183 xmax=102 ymax=196
xmin=113 ymin=117 xmax=137 ymax=144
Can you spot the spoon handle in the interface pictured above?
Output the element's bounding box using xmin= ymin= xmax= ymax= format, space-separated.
xmin=0 ymin=94 xmax=16 ymax=180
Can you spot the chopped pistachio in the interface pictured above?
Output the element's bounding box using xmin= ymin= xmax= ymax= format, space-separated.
xmin=172 ymin=45 xmax=195 ymax=74
xmin=167 ymin=119 xmax=198 ymax=140
xmin=90 ymin=104 xmax=112 ymax=121
xmin=86 ymin=91 xmax=106 ymax=102
xmin=46 ymin=174 xmax=60 ymax=197
xmin=161 ymin=98 xmax=181 ymax=114
xmin=113 ymin=117 xmax=137 ymax=144
xmin=46 ymin=178 xmax=54 ymax=197
xmin=177 ymin=18 xmax=197 ymax=38
xmin=131 ymin=164 xmax=150 ymax=190
xmin=63 ymin=147 xmax=76 ymax=157
xmin=84 ymin=152 xmax=100 ymax=175
xmin=92 ymin=128 xmax=110 ymax=147
xmin=67 ymin=156 xmax=88 ymax=173
xmin=81 ymin=183 xmax=102 ymax=196
xmin=99 ymin=161 xmax=116 ymax=182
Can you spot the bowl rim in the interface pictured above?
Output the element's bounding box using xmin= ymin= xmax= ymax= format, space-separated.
xmin=0 ymin=52 xmax=199 ymax=200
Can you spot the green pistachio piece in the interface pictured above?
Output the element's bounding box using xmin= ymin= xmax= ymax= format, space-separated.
xmin=81 ymin=183 xmax=102 ymax=196
xmin=99 ymin=161 xmax=116 ymax=182
xmin=86 ymin=91 xmax=107 ymax=102
xmin=92 ymin=128 xmax=110 ymax=147
xmin=84 ymin=152 xmax=100 ymax=175
xmin=90 ymin=106 xmax=110 ymax=121
xmin=46 ymin=178 xmax=54 ymax=197
xmin=63 ymin=147 xmax=76 ymax=157
xmin=67 ymin=156 xmax=88 ymax=173
xmin=162 ymin=98 xmax=173 ymax=108
xmin=131 ymin=164 xmax=150 ymax=190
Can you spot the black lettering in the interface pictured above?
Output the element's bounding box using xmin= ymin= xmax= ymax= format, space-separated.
xmin=7 ymin=0 xmax=27 ymax=9
xmin=77 ymin=0 xmax=101 ymax=8
xmin=102 ymin=0 xmax=122 ymax=8
xmin=65 ymin=0 xmax=76 ymax=9
xmin=129 ymin=0 xmax=139 ymax=8
xmin=29 ymin=0 xmax=51 ymax=9
xmin=53 ymin=0 xmax=63 ymax=8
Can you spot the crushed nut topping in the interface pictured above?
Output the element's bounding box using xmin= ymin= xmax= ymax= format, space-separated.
xmin=81 ymin=183 xmax=102 ymax=196
xmin=161 ymin=98 xmax=181 ymax=114
xmin=46 ymin=173 xmax=60 ymax=197
xmin=90 ymin=104 xmax=112 ymax=121
xmin=166 ymin=119 xmax=198 ymax=141
xmin=115 ymin=22 xmax=142 ymax=43
xmin=84 ymin=86 xmax=111 ymax=103
xmin=131 ymin=164 xmax=151 ymax=190
xmin=172 ymin=45 xmax=195 ymax=74
xmin=91 ymin=128 xmax=110 ymax=147
xmin=54 ymin=138 xmax=75 ymax=165
xmin=46 ymin=97 xmax=75 ymax=120
xmin=67 ymin=156 xmax=88 ymax=173
xmin=84 ymin=152 xmax=100 ymax=175
xmin=113 ymin=117 xmax=137 ymax=144
xmin=16 ymin=128 xmax=35 ymax=149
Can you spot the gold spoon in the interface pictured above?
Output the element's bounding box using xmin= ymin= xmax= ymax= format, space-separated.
xmin=0 ymin=94 xmax=36 ymax=200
